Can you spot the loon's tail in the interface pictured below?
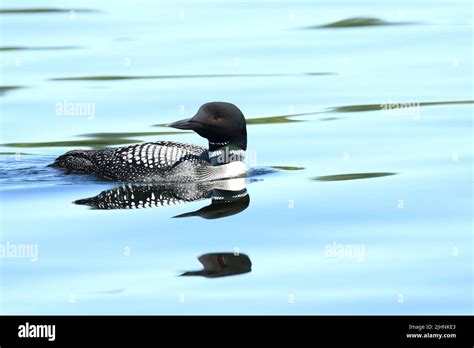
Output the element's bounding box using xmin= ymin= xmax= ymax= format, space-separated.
xmin=48 ymin=150 xmax=95 ymax=173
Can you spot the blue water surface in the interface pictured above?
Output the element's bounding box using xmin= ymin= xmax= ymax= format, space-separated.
xmin=0 ymin=0 xmax=472 ymax=314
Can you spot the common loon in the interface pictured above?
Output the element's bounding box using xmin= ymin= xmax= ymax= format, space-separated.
xmin=49 ymin=102 xmax=247 ymax=183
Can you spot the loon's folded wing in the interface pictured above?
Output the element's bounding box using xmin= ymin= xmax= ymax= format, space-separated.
xmin=92 ymin=141 xmax=210 ymax=181
xmin=111 ymin=141 xmax=207 ymax=168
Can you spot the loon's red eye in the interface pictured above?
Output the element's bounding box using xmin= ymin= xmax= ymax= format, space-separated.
xmin=212 ymin=115 xmax=222 ymax=121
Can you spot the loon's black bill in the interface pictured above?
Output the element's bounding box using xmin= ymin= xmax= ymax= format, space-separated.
xmin=167 ymin=118 xmax=195 ymax=130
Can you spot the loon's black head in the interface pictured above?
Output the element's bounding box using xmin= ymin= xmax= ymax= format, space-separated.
xmin=168 ymin=102 xmax=247 ymax=151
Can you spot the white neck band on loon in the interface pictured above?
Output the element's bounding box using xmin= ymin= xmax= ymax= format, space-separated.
xmin=208 ymin=143 xmax=245 ymax=166
xmin=208 ymin=137 xmax=247 ymax=152
xmin=209 ymin=141 xmax=230 ymax=147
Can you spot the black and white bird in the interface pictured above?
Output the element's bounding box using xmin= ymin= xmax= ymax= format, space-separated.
xmin=49 ymin=102 xmax=248 ymax=183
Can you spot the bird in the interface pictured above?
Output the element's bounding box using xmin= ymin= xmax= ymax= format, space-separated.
xmin=48 ymin=102 xmax=248 ymax=183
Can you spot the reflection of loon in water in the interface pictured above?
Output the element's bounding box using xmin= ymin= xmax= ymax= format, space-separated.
xmin=181 ymin=253 xmax=252 ymax=278
xmin=74 ymin=178 xmax=249 ymax=219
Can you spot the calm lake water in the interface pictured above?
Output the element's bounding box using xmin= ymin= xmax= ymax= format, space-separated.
xmin=0 ymin=0 xmax=472 ymax=314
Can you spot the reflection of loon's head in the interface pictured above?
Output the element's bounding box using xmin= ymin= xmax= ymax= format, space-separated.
xmin=173 ymin=188 xmax=249 ymax=220
xmin=181 ymin=253 xmax=252 ymax=278
xmin=168 ymin=102 xmax=247 ymax=151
